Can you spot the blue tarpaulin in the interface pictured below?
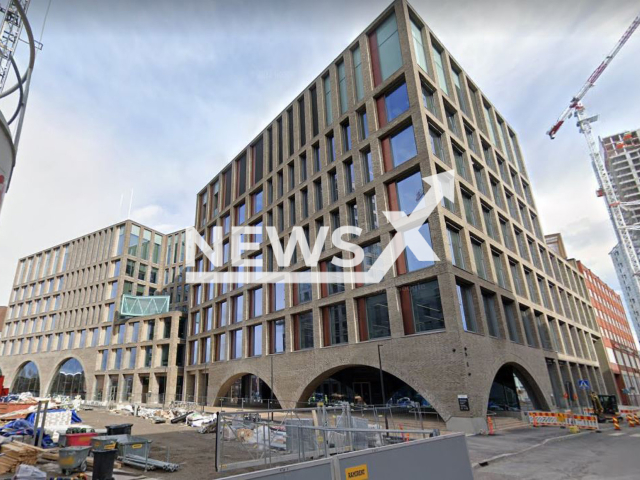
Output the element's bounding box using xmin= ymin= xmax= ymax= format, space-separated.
xmin=0 ymin=409 xmax=82 ymax=448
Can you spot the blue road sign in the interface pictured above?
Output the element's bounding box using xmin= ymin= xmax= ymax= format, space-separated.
xmin=578 ymin=379 xmax=590 ymax=390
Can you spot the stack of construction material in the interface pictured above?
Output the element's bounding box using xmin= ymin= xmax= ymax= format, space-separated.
xmin=0 ymin=441 xmax=41 ymax=474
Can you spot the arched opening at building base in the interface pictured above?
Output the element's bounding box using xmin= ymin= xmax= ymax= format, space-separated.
xmin=11 ymin=362 xmax=40 ymax=397
xmin=49 ymin=358 xmax=86 ymax=399
xmin=217 ymin=373 xmax=279 ymax=409
xmin=488 ymin=363 xmax=547 ymax=414
xmin=298 ymin=365 xmax=444 ymax=428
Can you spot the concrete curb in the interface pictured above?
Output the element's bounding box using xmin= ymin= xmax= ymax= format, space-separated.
xmin=472 ymin=430 xmax=594 ymax=468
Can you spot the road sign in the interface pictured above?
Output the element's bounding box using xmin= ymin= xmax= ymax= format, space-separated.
xmin=578 ymin=379 xmax=591 ymax=390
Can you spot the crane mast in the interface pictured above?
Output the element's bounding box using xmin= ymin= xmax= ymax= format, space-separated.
xmin=0 ymin=0 xmax=31 ymax=93
xmin=546 ymin=13 xmax=640 ymax=287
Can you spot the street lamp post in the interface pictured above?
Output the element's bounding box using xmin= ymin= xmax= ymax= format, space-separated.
xmin=377 ymin=344 xmax=389 ymax=431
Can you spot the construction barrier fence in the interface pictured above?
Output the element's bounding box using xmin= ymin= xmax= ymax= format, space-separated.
xmin=526 ymin=411 xmax=598 ymax=430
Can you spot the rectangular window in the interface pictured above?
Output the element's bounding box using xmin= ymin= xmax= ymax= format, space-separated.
xmin=326 ymin=303 xmax=348 ymax=346
xmin=287 ymin=108 xmax=294 ymax=156
xmin=394 ymin=172 xmax=424 ymax=215
xmin=344 ymin=160 xmax=355 ymax=193
xmin=383 ymin=83 xmax=409 ymax=124
xmin=370 ymin=13 xmax=402 ymax=84
xmin=232 ymin=294 xmax=244 ymax=323
xmin=462 ymin=192 xmax=477 ymax=227
xmin=482 ymin=292 xmax=500 ymax=337
xmin=359 ymin=292 xmax=390 ymax=340
xmin=250 ymin=288 xmax=262 ymax=318
xmin=503 ymin=300 xmax=521 ymax=343
xmin=403 ymin=279 xmax=445 ymax=334
xmin=431 ymin=43 xmax=449 ymax=95
xmin=410 ymin=19 xmax=428 ymax=72
xmin=457 ymin=282 xmax=478 ymax=332
xmin=352 ymin=46 xmax=364 ymax=101
xmin=471 ymin=240 xmax=487 ymax=279
xmin=359 ymin=110 xmax=368 ymax=140
xmin=298 ymin=98 xmax=306 ymax=147
xmin=405 ymin=223 xmax=434 ymax=272
xmin=366 ymin=192 xmax=378 ymax=230
xmin=452 ymin=68 xmax=469 ymax=116
xmin=429 ymin=127 xmax=445 ymax=160
xmin=310 ymin=86 xmax=319 ymax=137
xmin=273 ymin=282 xmax=285 ymax=311
xmin=236 ymin=154 xmax=247 ymax=196
xmin=447 ymin=226 xmax=465 ymax=268
xmin=272 ymin=319 xmax=285 ymax=354
xmin=295 ymin=312 xmax=314 ymax=350
xmin=338 ymin=60 xmax=348 ymax=114
xmin=327 ymin=133 xmax=335 ymax=163
xmin=231 ymin=329 xmax=243 ymax=359
xmin=492 ymin=252 xmax=506 ymax=288
xmin=362 ymin=150 xmax=373 ymax=183
xmin=422 ymin=83 xmax=439 ymax=118
xmin=342 ymin=122 xmax=351 ymax=152
xmin=216 ymin=333 xmax=227 ymax=361
xmin=250 ymin=324 xmax=262 ymax=357
xmin=387 ymin=124 xmax=417 ymax=168
xmin=323 ymin=75 xmax=332 ymax=126
xmin=329 ymin=171 xmax=339 ymax=202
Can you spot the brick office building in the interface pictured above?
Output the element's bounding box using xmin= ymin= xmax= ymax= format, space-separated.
xmin=0 ymin=221 xmax=188 ymax=405
xmin=578 ymin=261 xmax=640 ymax=406
xmin=184 ymin=0 xmax=609 ymax=433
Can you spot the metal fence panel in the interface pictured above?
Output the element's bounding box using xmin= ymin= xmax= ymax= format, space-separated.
xmin=223 ymin=433 xmax=472 ymax=480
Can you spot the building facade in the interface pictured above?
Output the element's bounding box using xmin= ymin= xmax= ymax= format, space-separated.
xmin=578 ymin=261 xmax=640 ymax=406
xmin=0 ymin=220 xmax=188 ymax=405
xmin=601 ymin=129 xmax=640 ymax=338
xmin=184 ymin=0 xmax=608 ymax=433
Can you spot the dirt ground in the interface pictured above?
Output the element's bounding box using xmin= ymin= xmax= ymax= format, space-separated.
xmin=79 ymin=409 xmax=221 ymax=480
xmin=77 ymin=407 xmax=448 ymax=479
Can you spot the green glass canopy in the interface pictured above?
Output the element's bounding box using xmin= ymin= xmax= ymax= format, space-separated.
xmin=120 ymin=294 xmax=170 ymax=317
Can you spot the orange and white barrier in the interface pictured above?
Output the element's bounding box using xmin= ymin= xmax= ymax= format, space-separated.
xmin=572 ymin=414 xmax=599 ymax=430
xmin=526 ymin=411 xmax=598 ymax=430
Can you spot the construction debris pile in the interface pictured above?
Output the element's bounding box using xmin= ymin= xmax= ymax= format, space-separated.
xmin=111 ymin=403 xmax=218 ymax=433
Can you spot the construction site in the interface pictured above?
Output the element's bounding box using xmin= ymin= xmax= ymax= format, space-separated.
xmin=1 ymin=0 xmax=640 ymax=478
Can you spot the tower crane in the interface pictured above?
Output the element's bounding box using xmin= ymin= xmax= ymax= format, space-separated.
xmin=546 ymin=13 xmax=640 ymax=284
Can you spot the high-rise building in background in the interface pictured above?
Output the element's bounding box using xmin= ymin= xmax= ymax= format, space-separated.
xmin=578 ymin=261 xmax=640 ymax=406
xmin=601 ymin=129 xmax=640 ymax=338
xmin=0 ymin=221 xmax=188 ymax=404
xmin=184 ymin=0 xmax=606 ymax=433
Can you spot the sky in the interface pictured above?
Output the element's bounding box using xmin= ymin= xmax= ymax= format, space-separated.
xmin=0 ymin=0 xmax=639 ymax=310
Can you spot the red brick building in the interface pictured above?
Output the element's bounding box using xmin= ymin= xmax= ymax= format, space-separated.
xmin=578 ymin=262 xmax=640 ymax=405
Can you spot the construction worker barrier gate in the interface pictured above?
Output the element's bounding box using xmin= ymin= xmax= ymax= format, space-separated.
xmin=222 ymin=433 xmax=473 ymax=480
xmin=526 ymin=411 xmax=598 ymax=430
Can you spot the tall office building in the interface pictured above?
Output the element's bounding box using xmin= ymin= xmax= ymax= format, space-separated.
xmin=601 ymin=129 xmax=640 ymax=338
xmin=0 ymin=221 xmax=189 ymax=404
xmin=184 ymin=0 xmax=608 ymax=433
xmin=578 ymin=261 xmax=640 ymax=406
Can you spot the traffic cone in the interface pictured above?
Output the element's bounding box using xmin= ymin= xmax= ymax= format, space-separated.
xmin=532 ymin=415 xmax=539 ymax=427
xmin=612 ymin=416 xmax=621 ymax=431
xmin=627 ymin=415 xmax=635 ymax=428
xmin=634 ymin=414 xmax=640 ymax=425
xmin=487 ymin=416 xmax=495 ymax=435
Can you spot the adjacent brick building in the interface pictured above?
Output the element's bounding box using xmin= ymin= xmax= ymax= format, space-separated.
xmin=578 ymin=261 xmax=640 ymax=406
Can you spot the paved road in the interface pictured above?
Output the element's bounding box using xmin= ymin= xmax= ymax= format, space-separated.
xmin=473 ymin=425 xmax=640 ymax=479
